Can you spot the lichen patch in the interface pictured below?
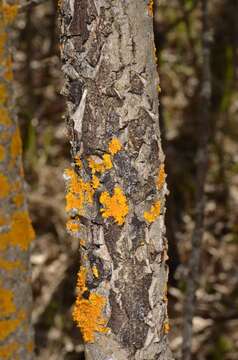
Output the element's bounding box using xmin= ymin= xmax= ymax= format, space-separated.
xmin=100 ymin=186 xmax=128 ymax=225
xmin=144 ymin=200 xmax=161 ymax=223
xmin=108 ymin=138 xmax=122 ymax=155
xmin=72 ymin=267 xmax=108 ymax=342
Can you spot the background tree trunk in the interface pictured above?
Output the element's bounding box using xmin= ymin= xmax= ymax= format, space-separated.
xmin=0 ymin=2 xmax=35 ymax=358
xmin=60 ymin=1 xmax=172 ymax=359
xmin=182 ymin=0 xmax=211 ymax=358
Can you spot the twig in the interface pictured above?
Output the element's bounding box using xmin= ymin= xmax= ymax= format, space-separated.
xmin=182 ymin=1 xmax=212 ymax=359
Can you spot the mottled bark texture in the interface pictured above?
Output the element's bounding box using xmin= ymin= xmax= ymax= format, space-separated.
xmin=0 ymin=2 xmax=35 ymax=359
xmin=59 ymin=1 xmax=172 ymax=359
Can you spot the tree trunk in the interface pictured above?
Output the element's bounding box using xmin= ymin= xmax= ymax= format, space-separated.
xmin=59 ymin=1 xmax=172 ymax=359
xmin=0 ymin=2 xmax=35 ymax=358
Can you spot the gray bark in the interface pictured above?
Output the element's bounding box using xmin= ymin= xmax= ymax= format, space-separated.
xmin=59 ymin=1 xmax=172 ymax=359
xmin=0 ymin=1 xmax=34 ymax=358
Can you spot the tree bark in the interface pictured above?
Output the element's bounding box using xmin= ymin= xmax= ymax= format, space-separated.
xmin=0 ymin=2 xmax=35 ymax=358
xmin=59 ymin=1 xmax=172 ymax=359
xmin=182 ymin=1 xmax=211 ymax=359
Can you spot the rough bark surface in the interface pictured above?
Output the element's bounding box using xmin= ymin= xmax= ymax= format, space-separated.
xmin=60 ymin=1 xmax=172 ymax=359
xmin=0 ymin=2 xmax=35 ymax=358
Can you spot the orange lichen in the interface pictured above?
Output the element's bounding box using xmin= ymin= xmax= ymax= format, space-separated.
xmin=0 ymin=213 xmax=6 ymax=227
xmin=0 ymin=108 xmax=11 ymax=126
xmin=11 ymin=180 xmax=21 ymax=193
xmin=100 ymin=186 xmax=128 ymax=225
xmin=0 ymin=258 xmax=23 ymax=271
xmin=148 ymin=0 xmax=154 ymax=16
xmin=72 ymin=267 xmax=108 ymax=342
xmin=0 ymin=310 xmax=25 ymax=342
xmin=26 ymin=341 xmax=34 ymax=353
xmin=102 ymin=154 xmax=112 ymax=170
xmin=66 ymin=219 xmax=80 ymax=233
xmin=80 ymin=239 xmax=86 ymax=246
xmin=88 ymin=157 xmax=104 ymax=174
xmin=74 ymin=155 xmax=82 ymax=168
xmin=3 ymin=56 xmax=13 ymax=81
xmin=92 ymin=265 xmax=99 ymax=278
xmin=0 ymin=174 xmax=10 ymax=199
xmin=0 ymin=84 xmax=8 ymax=104
xmin=0 ymin=144 xmax=5 ymax=161
xmin=0 ymin=32 xmax=7 ymax=60
xmin=10 ymin=127 xmax=22 ymax=160
xmin=0 ymin=285 xmax=16 ymax=316
xmin=108 ymin=138 xmax=122 ymax=155
xmin=156 ymin=164 xmax=166 ymax=190
xmin=64 ymin=169 xmax=94 ymax=213
xmin=88 ymin=154 xmax=112 ymax=174
xmin=0 ymin=211 xmax=35 ymax=251
xmin=2 ymin=4 xmax=18 ymax=25
xmin=12 ymin=193 xmax=24 ymax=208
xmin=0 ymin=342 xmax=19 ymax=359
xmin=144 ymin=200 xmax=161 ymax=223
xmin=164 ymin=320 xmax=170 ymax=334
xmin=92 ymin=175 xmax=100 ymax=189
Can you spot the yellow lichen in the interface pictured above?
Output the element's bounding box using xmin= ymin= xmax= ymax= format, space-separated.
xmin=92 ymin=175 xmax=100 ymax=189
xmin=0 ymin=310 xmax=25 ymax=342
xmin=164 ymin=320 xmax=170 ymax=334
xmin=92 ymin=265 xmax=99 ymax=278
xmin=2 ymin=4 xmax=18 ymax=25
xmin=80 ymin=239 xmax=86 ymax=246
xmin=0 ymin=214 xmax=6 ymax=227
xmin=26 ymin=341 xmax=34 ymax=353
xmin=88 ymin=154 xmax=112 ymax=174
xmin=72 ymin=267 xmax=108 ymax=342
xmin=0 ymin=32 xmax=7 ymax=61
xmin=66 ymin=219 xmax=80 ymax=233
xmin=3 ymin=56 xmax=13 ymax=81
xmin=0 ymin=258 xmax=23 ymax=271
xmin=148 ymin=0 xmax=154 ymax=16
xmin=100 ymin=186 xmax=128 ymax=225
xmin=11 ymin=180 xmax=22 ymax=194
xmin=10 ymin=127 xmax=22 ymax=161
xmin=64 ymin=169 xmax=94 ymax=213
xmin=108 ymin=138 xmax=122 ymax=155
xmin=0 ymin=211 xmax=35 ymax=251
xmin=156 ymin=164 xmax=166 ymax=190
xmin=0 ymin=144 xmax=5 ymax=161
xmin=0 ymin=84 xmax=8 ymax=105
xmin=0 ymin=285 xmax=16 ymax=316
xmin=0 ymin=286 xmax=25 ymax=343
xmin=144 ymin=200 xmax=161 ymax=223
xmin=102 ymin=154 xmax=112 ymax=170
xmin=74 ymin=155 xmax=82 ymax=168
xmin=0 ymin=342 xmax=19 ymax=359
xmin=12 ymin=193 xmax=24 ymax=208
xmin=0 ymin=174 xmax=10 ymax=199
xmin=0 ymin=108 xmax=11 ymax=126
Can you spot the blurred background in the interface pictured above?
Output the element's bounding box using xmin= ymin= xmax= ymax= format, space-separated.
xmin=12 ymin=0 xmax=238 ymax=359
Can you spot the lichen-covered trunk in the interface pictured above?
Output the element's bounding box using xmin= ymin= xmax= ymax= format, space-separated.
xmin=0 ymin=2 xmax=35 ymax=358
xmin=60 ymin=1 xmax=172 ymax=359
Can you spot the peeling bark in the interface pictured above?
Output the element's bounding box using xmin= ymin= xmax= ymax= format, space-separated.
xmin=59 ymin=1 xmax=172 ymax=359
xmin=0 ymin=1 xmax=34 ymax=359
